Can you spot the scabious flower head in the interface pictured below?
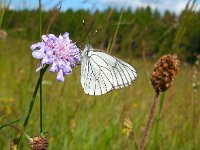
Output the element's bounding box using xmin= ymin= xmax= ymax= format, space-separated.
xmin=31 ymin=32 xmax=81 ymax=82
xmin=150 ymin=54 xmax=180 ymax=94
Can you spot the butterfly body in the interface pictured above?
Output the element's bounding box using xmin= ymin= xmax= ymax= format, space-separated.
xmin=81 ymin=44 xmax=137 ymax=95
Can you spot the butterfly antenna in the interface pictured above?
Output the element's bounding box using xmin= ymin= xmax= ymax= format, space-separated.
xmin=83 ymin=20 xmax=91 ymax=44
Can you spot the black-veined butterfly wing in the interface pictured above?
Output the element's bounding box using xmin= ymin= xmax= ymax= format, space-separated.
xmin=81 ymin=48 xmax=137 ymax=95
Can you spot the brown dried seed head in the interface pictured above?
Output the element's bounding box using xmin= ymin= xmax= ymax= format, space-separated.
xmin=150 ymin=54 xmax=180 ymax=93
xmin=29 ymin=136 xmax=48 ymax=150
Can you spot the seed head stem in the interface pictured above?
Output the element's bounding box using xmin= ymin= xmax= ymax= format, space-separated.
xmin=140 ymin=92 xmax=160 ymax=150
xmin=40 ymin=69 xmax=43 ymax=134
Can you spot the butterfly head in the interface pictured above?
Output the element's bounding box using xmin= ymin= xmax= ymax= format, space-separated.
xmin=81 ymin=43 xmax=93 ymax=60
xmin=84 ymin=43 xmax=92 ymax=52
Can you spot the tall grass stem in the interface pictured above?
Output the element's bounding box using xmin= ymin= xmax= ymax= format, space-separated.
xmin=39 ymin=0 xmax=43 ymax=134
xmin=132 ymin=130 xmax=139 ymax=150
xmin=108 ymin=10 xmax=123 ymax=53
xmin=192 ymin=89 xmax=197 ymax=150
xmin=0 ymin=0 xmax=6 ymax=28
xmin=39 ymin=0 xmax=42 ymax=36
xmin=46 ymin=6 xmax=61 ymax=34
xmin=3 ymin=124 xmax=31 ymax=141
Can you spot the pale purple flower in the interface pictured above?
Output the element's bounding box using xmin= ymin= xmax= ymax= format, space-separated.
xmin=31 ymin=32 xmax=81 ymax=82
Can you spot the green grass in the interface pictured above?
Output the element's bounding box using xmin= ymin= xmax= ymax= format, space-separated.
xmin=0 ymin=38 xmax=199 ymax=149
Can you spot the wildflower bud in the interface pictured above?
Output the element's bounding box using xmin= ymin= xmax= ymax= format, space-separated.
xmin=150 ymin=54 xmax=180 ymax=94
xmin=10 ymin=138 xmax=19 ymax=150
xmin=122 ymin=118 xmax=133 ymax=136
xmin=29 ymin=136 xmax=48 ymax=150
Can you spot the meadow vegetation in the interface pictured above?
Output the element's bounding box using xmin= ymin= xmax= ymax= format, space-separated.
xmin=0 ymin=0 xmax=200 ymax=149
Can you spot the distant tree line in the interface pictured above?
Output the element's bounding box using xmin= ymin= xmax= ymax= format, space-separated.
xmin=1 ymin=6 xmax=200 ymax=63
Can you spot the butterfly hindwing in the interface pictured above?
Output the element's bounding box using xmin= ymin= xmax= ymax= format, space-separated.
xmin=114 ymin=58 xmax=137 ymax=88
xmin=93 ymin=51 xmax=137 ymax=89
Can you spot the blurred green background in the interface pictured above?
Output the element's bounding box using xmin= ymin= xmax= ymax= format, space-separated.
xmin=0 ymin=0 xmax=200 ymax=149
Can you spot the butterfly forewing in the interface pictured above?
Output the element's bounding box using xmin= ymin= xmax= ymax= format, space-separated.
xmin=81 ymin=45 xmax=137 ymax=95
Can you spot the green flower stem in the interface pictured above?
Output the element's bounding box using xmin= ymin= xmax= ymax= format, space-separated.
xmin=39 ymin=0 xmax=43 ymax=134
xmin=108 ymin=10 xmax=123 ymax=53
xmin=40 ymin=69 xmax=43 ymax=134
xmin=17 ymin=65 xmax=49 ymax=149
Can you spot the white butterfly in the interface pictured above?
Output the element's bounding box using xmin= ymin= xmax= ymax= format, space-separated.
xmin=81 ymin=44 xmax=137 ymax=95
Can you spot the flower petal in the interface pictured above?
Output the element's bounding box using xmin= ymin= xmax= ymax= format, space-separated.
xmin=41 ymin=57 xmax=49 ymax=64
xmin=30 ymin=42 xmax=44 ymax=51
xmin=36 ymin=65 xmax=43 ymax=72
xmin=48 ymin=34 xmax=56 ymax=39
xmin=63 ymin=32 xmax=69 ymax=38
xmin=62 ymin=62 xmax=72 ymax=75
xmin=49 ymin=62 xmax=57 ymax=72
xmin=59 ymin=35 xmax=63 ymax=39
xmin=57 ymin=70 xmax=64 ymax=82
xmin=32 ymin=50 xmax=46 ymax=59
xmin=42 ymin=35 xmax=48 ymax=42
